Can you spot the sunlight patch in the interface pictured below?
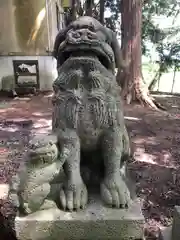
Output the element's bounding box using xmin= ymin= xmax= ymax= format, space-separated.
xmin=32 ymin=119 xmax=52 ymax=129
xmin=31 ymin=127 xmax=52 ymax=134
xmin=0 ymin=125 xmax=19 ymax=132
xmin=134 ymin=150 xmax=157 ymax=165
xmin=0 ymin=109 xmax=7 ymax=113
xmin=32 ymin=112 xmax=45 ymax=116
xmin=43 ymin=93 xmax=53 ymax=98
xmin=134 ymin=137 xmax=159 ymax=145
xmin=133 ymin=147 xmax=176 ymax=168
xmin=124 ymin=116 xmax=141 ymax=121
xmin=32 ymin=112 xmax=51 ymax=117
xmin=0 ymin=184 xmax=9 ymax=200
xmin=0 ymin=107 xmax=16 ymax=111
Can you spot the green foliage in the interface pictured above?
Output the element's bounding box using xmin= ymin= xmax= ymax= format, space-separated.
xmin=104 ymin=0 xmax=121 ymax=31
xmin=103 ymin=0 xmax=180 ymax=89
xmin=142 ymin=0 xmax=180 ymax=60
xmin=103 ymin=0 xmax=180 ymax=67
xmin=66 ymin=0 xmax=180 ymax=71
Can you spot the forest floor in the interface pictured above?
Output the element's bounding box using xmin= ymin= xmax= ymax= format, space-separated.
xmin=0 ymin=92 xmax=180 ymax=239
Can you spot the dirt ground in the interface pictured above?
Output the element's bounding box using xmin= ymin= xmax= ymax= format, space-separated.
xmin=0 ymin=92 xmax=180 ymax=239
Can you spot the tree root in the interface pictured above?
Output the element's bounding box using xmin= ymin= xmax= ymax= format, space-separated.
xmin=152 ymin=98 xmax=167 ymax=111
xmin=122 ymin=84 xmax=167 ymax=111
xmin=137 ymin=90 xmax=167 ymax=111
xmin=120 ymin=75 xmax=167 ymax=111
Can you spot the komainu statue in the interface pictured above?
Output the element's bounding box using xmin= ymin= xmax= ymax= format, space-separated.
xmin=8 ymin=16 xmax=132 ymax=216
xmin=52 ymin=16 xmax=132 ymax=211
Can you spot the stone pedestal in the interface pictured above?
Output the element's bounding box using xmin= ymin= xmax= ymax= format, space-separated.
xmin=172 ymin=206 xmax=180 ymax=240
xmin=160 ymin=206 xmax=180 ymax=240
xmin=15 ymin=197 xmax=144 ymax=240
xmin=160 ymin=227 xmax=172 ymax=240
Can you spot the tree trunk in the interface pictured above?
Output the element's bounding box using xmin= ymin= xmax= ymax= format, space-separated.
xmin=171 ymin=65 xmax=176 ymax=93
xmin=100 ymin=0 xmax=105 ymax=25
xmin=119 ymin=0 xmax=164 ymax=110
xmin=85 ymin=0 xmax=94 ymax=16
xmin=148 ymin=63 xmax=163 ymax=90
xmin=69 ymin=0 xmax=79 ymax=22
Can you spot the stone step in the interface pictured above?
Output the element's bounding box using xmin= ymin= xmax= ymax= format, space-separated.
xmin=15 ymin=197 xmax=144 ymax=240
xmin=172 ymin=206 xmax=180 ymax=240
xmin=160 ymin=226 xmax=172 ymax=240
xmin=160 ymin=206 xmax=180 ymax=240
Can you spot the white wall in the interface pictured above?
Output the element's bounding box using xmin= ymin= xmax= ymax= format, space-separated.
xmin=0 ymin=55 xmax=58 ymax=91
xmin=0 ymin=0 xmax=63 ymax=92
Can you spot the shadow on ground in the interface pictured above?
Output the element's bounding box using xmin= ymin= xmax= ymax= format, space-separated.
xmin=124 ymin=95 xmax=180 ymax=238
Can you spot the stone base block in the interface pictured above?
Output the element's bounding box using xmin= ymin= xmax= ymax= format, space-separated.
xmin=15 ymin=197 xmax=144 ymax=240
xmin=172 ymin=206 xmax=180 ymax=240
xmin=160 ymin=226 xmax=172 ymax=240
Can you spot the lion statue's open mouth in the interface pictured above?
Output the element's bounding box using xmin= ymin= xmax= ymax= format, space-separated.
xmin=53 ymin=16 xmax=118 ymax=72
xmin=57 ymin=28 xmax=115 ymax=71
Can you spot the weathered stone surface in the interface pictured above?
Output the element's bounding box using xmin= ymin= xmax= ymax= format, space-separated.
xmin=8 ymin=134 xmax=65 ymax=216
xmin=160 ymin=226 xmax=172 ymax=240
xmin=1 ymin=75 xmax=15 ymax=92
xmin=52 ymin=16 xmax=132 ymax=212
xmin=15 ymin=197 xmax=144 ymax=240
xmin=172 ymin=206 xmax=180 ymax=240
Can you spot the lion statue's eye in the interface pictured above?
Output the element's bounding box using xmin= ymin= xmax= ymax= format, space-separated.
xmin=89 ymin=23 xmax=95 ymax=32
xmin=73 ymin=32 xmax=81 ymax=38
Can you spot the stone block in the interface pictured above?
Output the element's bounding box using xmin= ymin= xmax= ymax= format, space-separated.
xmin=160 ymin=226 xmax=172 ymax=240
xmin=172 ymin=206 xmax=180 ymax=240
xmin=15 ymin=197 xmax=144 ymax=240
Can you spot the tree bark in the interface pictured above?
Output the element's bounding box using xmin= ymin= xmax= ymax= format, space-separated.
xmin=148 ymin=63 xmax=163 ymax=91
xmin=70 ymin=0 xmax=77 ymax=21
xmin=100 ymin=0 xmax=105 ymax=25
xmin=171 ymin=65 xmax=176 ymax=93
xmin=85 ymin=0 xmax=94 ymax=16
xmin=119 ymin=0 xmax=164 ymax=110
